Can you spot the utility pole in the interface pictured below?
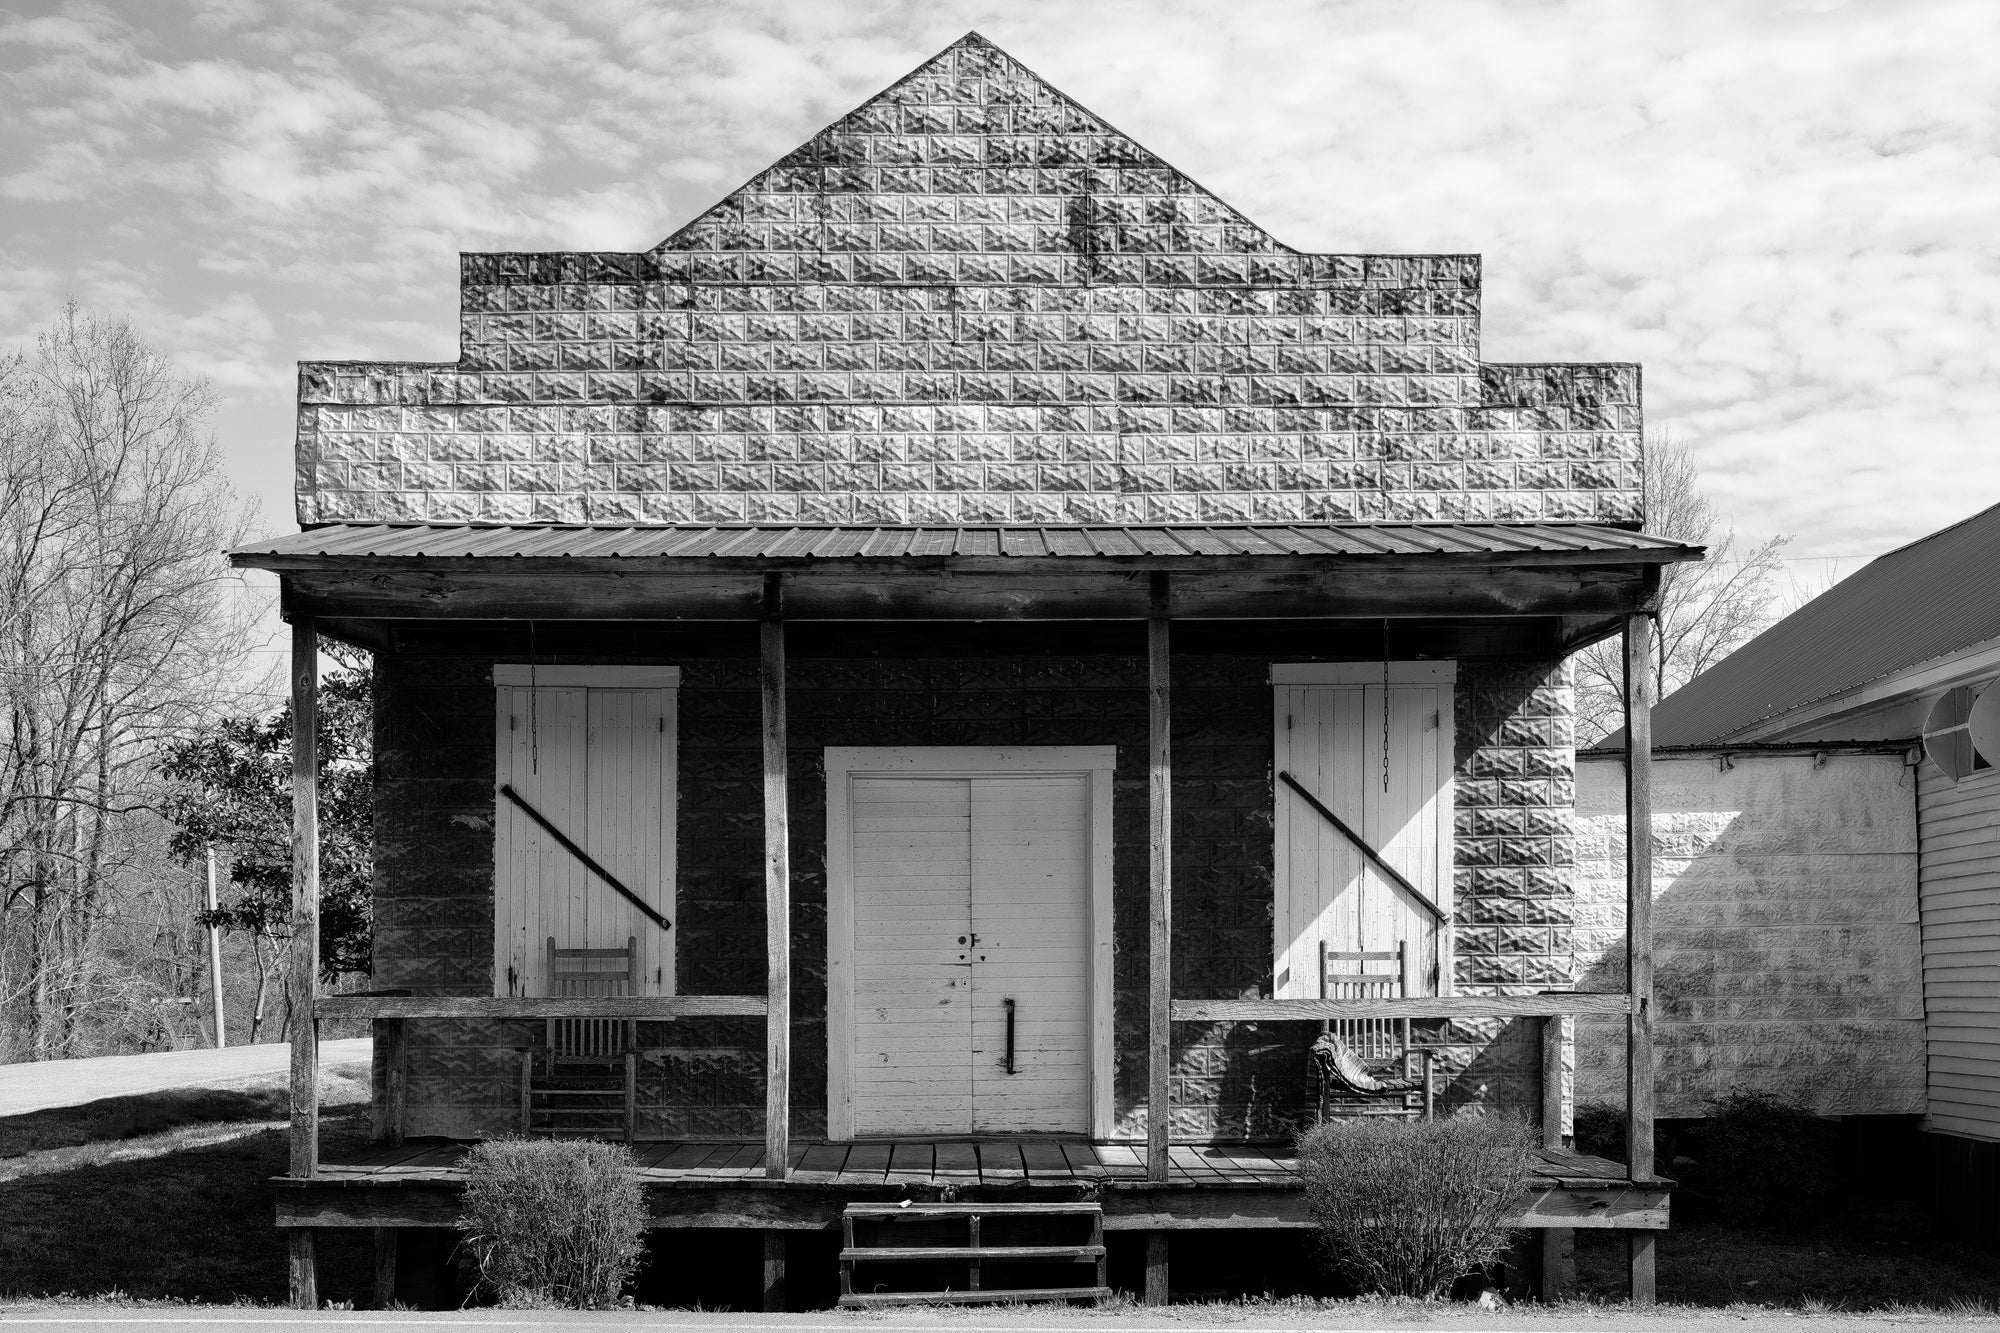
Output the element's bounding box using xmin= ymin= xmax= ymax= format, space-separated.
xmin=206 ymin=846 xmax=226 ymax=1049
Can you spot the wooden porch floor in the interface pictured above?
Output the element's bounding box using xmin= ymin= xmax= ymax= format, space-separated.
xmin=313 ymin=1138 xmax=1638 ymax=1193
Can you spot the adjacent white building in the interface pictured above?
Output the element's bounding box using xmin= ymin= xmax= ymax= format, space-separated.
xmin=1587 ymin=500 xmax=2000 ymax=1243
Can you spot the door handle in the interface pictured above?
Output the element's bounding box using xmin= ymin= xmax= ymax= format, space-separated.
xmin=1004 ymin=997 xmax=1017 ymax=1075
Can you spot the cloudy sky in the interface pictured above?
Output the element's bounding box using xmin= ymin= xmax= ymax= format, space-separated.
xmin=3 ymin=0 xmax=1996 ymax=584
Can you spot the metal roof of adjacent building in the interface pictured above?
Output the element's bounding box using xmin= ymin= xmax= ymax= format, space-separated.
xmin=1645 ymin=500 xmax=2000 ymax=747
xmin=233 ymin=522 xmax=1696 ymax=564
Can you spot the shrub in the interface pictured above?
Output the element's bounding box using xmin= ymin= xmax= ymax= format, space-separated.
xmin=1571 ymin=1101 xmax=1625 ymax=1162
xmin=1688 ymin=1090 xmax=1841 ymax=1221
xmin=458 ymin=1138 xmax=645 ymax=1308
xmin=1297 ymin=1114 xmax=1534 ymax=1299
xmin=1571 ymin=1100 xmax=1678 ymax=1172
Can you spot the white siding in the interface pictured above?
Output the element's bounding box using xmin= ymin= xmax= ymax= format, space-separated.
xmin=1919 ymin=763 xmax=2000 ymax=1141
xmin=1576 ymin=752 xmax=1922 ymax=1117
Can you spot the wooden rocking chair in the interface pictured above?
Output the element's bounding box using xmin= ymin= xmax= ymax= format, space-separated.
xmin=1310 ymin=941 xmax=1434 ymax=1121
xmin=520 ymin=936 xmax=641 ymax=1142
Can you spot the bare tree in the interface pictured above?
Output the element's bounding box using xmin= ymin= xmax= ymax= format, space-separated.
xmin=0 ymin=303 xmax=257 ymax=1058
xmin=1574 ymin=431 xmax=1791 ymax=744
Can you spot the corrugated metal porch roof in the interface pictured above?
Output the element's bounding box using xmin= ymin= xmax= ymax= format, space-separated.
xmin=235 ymin=522 xmax=1695 ymax=563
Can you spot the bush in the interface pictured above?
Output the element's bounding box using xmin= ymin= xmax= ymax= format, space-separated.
xmin=1689 ymin=1090 xmax=1841 ymax=1221
xmin=1573 ymin=1092 xmax=1841 ymax=1223
xmin=1297 ymin=1114 xmax=1534 ymax=1299
xmin=458 ymin=1138 xmax=645 ymax=1308
xmin=1571 ymin=1101 xmax=1626 ymax=1162
xmin=1571 ymin=1100 xmax=1678 ymax=1171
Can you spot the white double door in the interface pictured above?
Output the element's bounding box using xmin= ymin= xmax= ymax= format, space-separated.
xmin=846 ymin=772 xmax=1091 ymax=1137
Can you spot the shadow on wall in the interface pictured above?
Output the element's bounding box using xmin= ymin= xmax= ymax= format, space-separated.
xmin=1573 ymin=752 xmax=1923 ymax=1119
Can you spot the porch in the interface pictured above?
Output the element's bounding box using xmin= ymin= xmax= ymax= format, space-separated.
xmin=288 ymin=986 xmax=1655 ymax=1305
xmin=278 ymin=1127 xmax=1663 ymax=1308
xmin=274 ymin=1136 xmax=1665 ymax=1231
xmin=236 ymin=521 xmax=1691 ymax=1308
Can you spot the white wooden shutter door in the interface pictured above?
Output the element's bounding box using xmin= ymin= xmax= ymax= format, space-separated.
xmin=1273 ymin=664 xmax=1454 ymax=1000
xmin=585 ymin=688 xmax=673 ymax=994
xmin=494 ymin=681 xmax=674 ymax=998
xmin=497 ymin=684 xmax=588 ymax=999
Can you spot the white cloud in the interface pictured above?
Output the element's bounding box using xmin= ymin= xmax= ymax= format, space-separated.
xmin=2 ymin=0 xmax=1996 ymax=556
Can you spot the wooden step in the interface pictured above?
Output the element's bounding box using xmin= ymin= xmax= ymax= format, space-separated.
xmin=839 ymin=1199 xmax=1106 ymax=1308
xmin=530 ymin=1117 xmax=625 ymax=1128
xmin=839 ymin=1287 xmax=1112 ymax=1308
xmin=843 ymin=1245 xmax=1105 ymax=1263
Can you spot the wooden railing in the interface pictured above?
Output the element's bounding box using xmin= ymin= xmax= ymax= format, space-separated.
xmin=316 ymin=995 xmax=768 ymax=1020
xmin=1168 ymin=993 xmax=1630 ymax=1022
xmin=1168 ymin=993 xmax=1612 ymax=1195
xmin=319 ymin=994 xmax=770 ymax=1150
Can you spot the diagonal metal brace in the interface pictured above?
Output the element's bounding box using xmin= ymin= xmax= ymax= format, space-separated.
xmin=499 ymin=783 xmax=671 ymax=931
xmin=1277 ymin=769 xmax=1445 ymax=924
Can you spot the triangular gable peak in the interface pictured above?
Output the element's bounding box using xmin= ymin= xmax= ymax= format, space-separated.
xmin=653 ymin=33 xmax=1293 ymax=282
xmin=293 ymin=33 xmax=1643 ymax=529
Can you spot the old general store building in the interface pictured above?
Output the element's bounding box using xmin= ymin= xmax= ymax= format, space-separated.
xmin=234 ymin=34 xmax=1692 ymax=1308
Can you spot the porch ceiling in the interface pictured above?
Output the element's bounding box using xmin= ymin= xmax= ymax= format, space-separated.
xmin=232 ymin=522 xmax=1692 ymax=633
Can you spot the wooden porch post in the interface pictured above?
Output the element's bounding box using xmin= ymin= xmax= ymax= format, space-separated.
xmin=1623 ymin=613 xmax=1656 ymax=1306
xmin=372 ymin=1017 xmax=407 ymax=1147
xmin=762 ymin=1230 xmax=788 ymax=1312
xmin=287 ymin=616 xmax=320 ymax=1308
xmin=1144 ymin=1232 xmax=1170 ymax=1306
xmin=371 ymin=1228 xmax=398 ymax=1310
xmin=762 ymin=575 xmax=791 ymax=1181
xmin=1538 ymin=1015 xmax=1573 ymax=1300
xmin=1146 ymin=573 xmax=1172 ymax=1200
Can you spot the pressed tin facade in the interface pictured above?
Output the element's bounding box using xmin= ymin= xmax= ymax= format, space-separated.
xmin=296 ymin=33 xmax=1641 ymax=530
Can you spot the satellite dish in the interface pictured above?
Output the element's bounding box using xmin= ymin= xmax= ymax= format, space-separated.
xmin=1924 ymin=686 xmax=1982 ymax=782
xmin=1968 ymin=684 xmax=2000 ymax=766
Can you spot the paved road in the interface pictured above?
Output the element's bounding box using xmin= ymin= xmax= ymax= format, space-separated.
xmin=0 ymin=1038 xmax=371 ymax=1116
xmin=0 ymin=1311 xmax=1983 ymax=1331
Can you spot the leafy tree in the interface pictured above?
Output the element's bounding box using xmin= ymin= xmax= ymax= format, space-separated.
xmin=1575 ymin=431 xmax=1791 ymax=743
xmin=159 ymin=645 xmax=373 ymax=998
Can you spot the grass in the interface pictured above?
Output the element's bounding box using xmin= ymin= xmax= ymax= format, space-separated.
xmin=0 ymin=1105 xmax=375 ymax=1304
xmin=3 ymin=1077 xmax=1998 ymax=1313
xmin=1574 ymin=1208 xmax=2000 ymax=1312
xmin=0 ymin=1056 xmax=368 ymax=1161
xmin=0 ymin=1086 xmax=293 ymax=1160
